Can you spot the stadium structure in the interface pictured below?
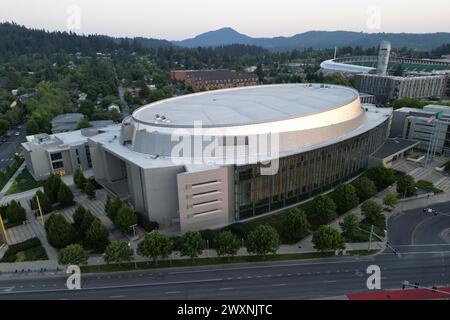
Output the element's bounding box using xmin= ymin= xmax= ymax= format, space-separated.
xmin=82 ymin=84 xmax=393 ymax=232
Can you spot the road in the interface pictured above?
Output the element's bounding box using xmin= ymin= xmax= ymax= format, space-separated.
xmin=388 ymin=201 xmax=450 ymax=246
xmin=1 ymin=195 xmax=449 ymax=300
xmin=0 ymin=126 xmax=26 ymax=172
xmin=0 ymin=246 xmax=448 ymax=300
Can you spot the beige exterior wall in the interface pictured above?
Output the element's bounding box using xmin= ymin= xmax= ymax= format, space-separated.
xmin=177 ymin=166 xmax=233 ymax=233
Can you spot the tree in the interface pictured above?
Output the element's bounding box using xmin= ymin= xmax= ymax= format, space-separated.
xmin=105 ymin=197 xmax=123 ymax=221
xmin=352 ymin=176 xmax=377 ymax=201
xmin=57 ymin=183 xmax=74 ymax=206
xmin=366 ymin=166 xmax=396 ymax=191
xmin=58 ymin=244 xmax=88 ymax=265
xmin=32 ymin=190 xmax=52 ymax=215
xmin=282 ymin=207 xmax=310 ymax=243
xmin=312 ymin=226 xmax=346 ymax=252
xmin=397 ymin=174 xmax=416 ymax=198
xmin=137 ymin=231 xmax=173 ymax=263
xmin=104 ymin=240 xmax=133 ymax=264
xmin=5 ymin=200 xmax=26 ymax=224
xmin=44 ymin=213 xmax=77 ymax=249
xmin=85 ymin=219 xmax=109 ymax=253
xmin=180 ymin=231 xmax=204 ymax=260
xmin=383 ymin=192 xmax=399 ymax=208
xmin=77 ymin=116 xmax=92 ymax=129
xmin=307 ymin=195 xmax=337 ymax=226
xmin=340 ymin=213 xmax=359 ymax=240
xmin=73 ymin=168 xmax=87 ymax=189
xmin=43 ymin=174 xmax=62 ymax=203
xmin=84 ymin=181 xmax=96 ymax=199
xmin=331 ymin=184 xmax=359 ymax=214
xmin=213 ymin=231 xmax=240 ymax=258
xmin=114 ymin=204 xmax=138 ymax=232
xmin=246 ymin=225 xmax=280 ymax=256
xmin=0 ymin=119 xmax=10 ymax=136
xmin=73 ymin=205 xmax=88 ymax=230
xmin=361 ymin=200 xmax=386 ymax=229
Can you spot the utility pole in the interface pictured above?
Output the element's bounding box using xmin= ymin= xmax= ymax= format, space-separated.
xmin=368 ymin=225 xmax=374 ymax=251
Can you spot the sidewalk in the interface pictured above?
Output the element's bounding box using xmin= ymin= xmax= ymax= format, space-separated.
xmin=0 ymin=162 xmax=26 ymax=195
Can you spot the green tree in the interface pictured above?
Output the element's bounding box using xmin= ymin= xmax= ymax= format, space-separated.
xmin=105 ymin=197 xmax=123 ymax=221
xmin=104 ymin=240 xmax=133 ymax=264
xmin=361 ymin=200 xmax=386 ymax=229
xmin=44 ymin=213 xmax=77 ymax=249
xmin=331 ymin=184 xmax=359 ymax=214
xmin=339 ymin=213 xmax=359 ymax=241
xmin=180 ymin=231 xmax=204 ymax=260
xmin=366 ymin=166 xmax=396 ymax=191
xmin=43 ymin=174 xmax=62 ymax=203
xmin=312 ymin=226 xmax=346 ymax=252
xmin=213 ymin=231 xmax=240 ymax=258
xmin=85 ymin=219 xmax=109 ymax=253
xmin=114 ymin=204 xmax=138 ymax=232
xmin=0 ymin=119 xmax=10 ymax=136
xmin=383 ymin=192 xmax=399 ymax=208
xmin=352 ymin=176 xmax=377 ymax=201
xmin=57 ymin=183 xmax=74 ymax=206
xmin=282 ymin=207 xmax=310 ymax=243
xmin=58 ymin=244 xmax=88 ymax=265
xmin=246 ymin=225 xmax=280 ymax=256
xmin=77 ymin=116 xmax=92 ymax=129
xmin=73 ymin=168 xmax=87 ymax=189
xmin=137 ymin=231 xmax=173 ymax=263
xmin=397 ymin=174 xmax=416 ymax=198
xmin=32 ymin=190 xmax=52 ymax=215
xmin=84 ymin=181 xmax=96 ymax=199
xmin=307 ymin=195 xmax=337 ymax=226
xmin=5 ymin=200 xmax=26 ymax=224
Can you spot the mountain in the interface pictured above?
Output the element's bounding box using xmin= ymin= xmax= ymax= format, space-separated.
xmin=172 ymin=27 xmax=254 ymax=48
xmin=172 ymin=28 xmax=450 ymax=51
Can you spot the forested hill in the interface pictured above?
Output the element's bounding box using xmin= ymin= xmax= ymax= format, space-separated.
xmin=0 ymin=22 xmax=171 ymax=56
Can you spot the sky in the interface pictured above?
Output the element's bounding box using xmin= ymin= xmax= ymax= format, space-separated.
xmin=1 ymin=0 xmax=449 ymax=40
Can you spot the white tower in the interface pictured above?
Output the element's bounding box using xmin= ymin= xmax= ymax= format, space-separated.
xmin=377 ymin=40 xmax=391 ymax=76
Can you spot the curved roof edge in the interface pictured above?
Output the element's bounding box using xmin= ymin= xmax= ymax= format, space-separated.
xmin=320 ymin=59 xmax=375 ymax=74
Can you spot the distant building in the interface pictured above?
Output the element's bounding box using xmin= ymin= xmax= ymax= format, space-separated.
xmin=22 ymin=126 xmax=118 ymax=180
xmin=51 ymin=113 xmax=115 ymax=133
xmin=354 ymin=74 xmax=447 ymax=103
xmin=51 ymin=113 xmax=84 ymax=133
xmin=171 ymin=69 xmax=258 ymax=92
xmin=19 ymin=92 xmax=35 ymax=104
xmin=390 ymin=104 xmax=450 ymax=156
xmin=78 ymin=92 xmax=88 ymax=102
xmin=108 ymin=104 xmax=121 ymax=113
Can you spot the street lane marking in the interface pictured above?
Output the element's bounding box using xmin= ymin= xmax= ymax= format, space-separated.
xmin=0 ymin=287 xmax=14 ymax=292
xmin=165 ymin=291 xmax=180 ymax=294
xmin=109 ymin=295 xmax=124 ymax=298
xmin=323 ymin=280 xmax=337 ymax=283
xmin=219 ymin=287 xmax=233 ymax=290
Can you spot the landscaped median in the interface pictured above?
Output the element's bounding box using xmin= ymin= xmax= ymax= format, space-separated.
xmin=80 ymin=249 xmax=380 ymax=274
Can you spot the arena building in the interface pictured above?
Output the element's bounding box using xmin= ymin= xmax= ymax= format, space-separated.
xmin=85 ymin=84 xmax=392 ymax=233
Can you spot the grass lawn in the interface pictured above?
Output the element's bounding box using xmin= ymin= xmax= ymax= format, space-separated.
xmin=81 ymin=249 xmax=380 ymax=274
xmin=5 ymin=169 xmax=42 ymax=195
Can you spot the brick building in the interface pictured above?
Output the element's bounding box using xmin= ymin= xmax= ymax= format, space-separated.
xmin=171 ymin=69 xmax=258 ymax=92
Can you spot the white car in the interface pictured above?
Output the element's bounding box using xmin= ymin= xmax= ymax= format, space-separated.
xmin=15 ymin=132 xmax=20 ymax=136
